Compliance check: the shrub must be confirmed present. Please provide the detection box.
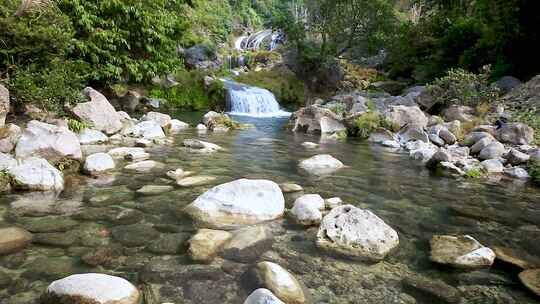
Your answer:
[464,168,484,179]
[67,118,92,133]
[353,111,394,139]
[530,161,540,185]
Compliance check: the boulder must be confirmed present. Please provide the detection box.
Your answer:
[437,162,465,176]
[480,159,504,173]
[528,149,540,162]
[289,106,344,134]
[125,121,165,139]
[504,167,530,179]
[141,112,172,128]
[221,225,274,263]
[0,84,8,127]
[478,141,506,160]
[72,87,123,134]
[84,153,115,176]
[15,120,82,161]
[442,105,475,123]
[244,289,285,304]
[251,262,305,304]
[368,129,396,144]
[0,123,21,153]
[0,227,32,255]
[120,90,141,113]
[519,269,540,297]
[429,134,445,147]
[184,179,285,230]
[430,235,495,269]
[496,123,534,145]
[493,76,521,94]
[8,157,64,191]
[470,137,493,154]
[185,44,218,70]
[43,273,139,304]
[78,129,108,145]
[134,138,152,148]
[462,132,493,147]
[290,194,325,226]
[384,105,428,129]
[316,205,399,261]
[493,247,540,269]
[167,119,189,134]
[183,139,223,153]
[439,129,457,145]
[504,148,530,165]
[188,229,232,263]
[0,152,16,171]
[298,154,344,175]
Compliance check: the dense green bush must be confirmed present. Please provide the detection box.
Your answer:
[530,161,540,185]
[353,111,395,139]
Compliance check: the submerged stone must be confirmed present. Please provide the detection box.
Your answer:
[430,235,495,269]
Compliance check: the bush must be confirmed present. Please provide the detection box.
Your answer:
[67,118,92,133]
[530,161,540,185]
[353,111,394,139]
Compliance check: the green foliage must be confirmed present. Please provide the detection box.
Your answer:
[464,168,484,179]
[149,70,225,111]
[328,104,346,116]
[234,68,305,105]
[67,118,92,133]
[529,161,540,185]
[353,111,394,139]
[427,66,500,107]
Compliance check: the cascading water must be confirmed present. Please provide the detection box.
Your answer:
[223,80,290,117]
[235,30,283,51]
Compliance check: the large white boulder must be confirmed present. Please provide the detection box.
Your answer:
[244,289,285,304]
[141,112,172,128]
[15,120,82,161]
[125,121,165,139]
[496,122,534,145]
[84,153,115,176]
[8,157,64,191]
[184,179,285,230]
[298,154,344,175]
[72,87,123,134]
[0,152,17,170]
[316,205,399,261]
[78,129,108,145]
[430,235,495,269]
[44,273,139,304]
[289,106,344,134]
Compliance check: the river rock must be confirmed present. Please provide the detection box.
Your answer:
[72,87,123,134]
[496,122,534,145]
[478,141,506,160]
[384,105,428,128]
[188,229,232,263]
[442,105,475,123]
[0,124,21,153]
[398,125,429,143]
[134,138,152,148]
[504,167,530,179]
[146,233,190,254]
[463,132,493,147]
[196,124,207,131]
[0,84,8,127]
[290,194,325,226]
[136,185,174,195]
[125,121,165,139]
[167,119,189,134]
[251,262,305,304]
[15,120,82,161]
[244,288,285,304]
[316,205,399,261]
[184,179,285,229]
[177,175,216,187]
[504,148,530,165]
[279,183,303,193]
[107,147,145,159]
[519,269,540,297]
[429,134,445,147]
[289,106,344,134]
[78,129,108,145]
[166,168,185,180]
[111,224,160,247]
[22,257,80,281]
[470,136,493,154]
[298,154,344,175]
[221,226,274,263]
[84,153,115,176]
[43,273,139,304]
[403,274,462,304]
[8,157,64,191]
[320,116,346,134]
[368,129,396,143]
[493,246,540,269]
[183,139,223,153]
[325,197,343,209]
[494,76,521,93]
[141,111,171,128]
[124,160,165,172]
[0,227,32,255]
[439,129,457,145]
[430,235,495,268]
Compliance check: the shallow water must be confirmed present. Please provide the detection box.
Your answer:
[1,114,539,304]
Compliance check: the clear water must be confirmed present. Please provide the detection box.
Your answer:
[1,114,539,304]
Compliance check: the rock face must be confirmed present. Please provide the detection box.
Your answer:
[496,123,534,145]
[519,269,540,297]
[15,120,82,161]
[78,129,108,145]
[298,154,344,175]
[188,229,232,263]
[289,106,345,134]
[0,84,8,127]
[184,179,285,230]
[290,194,325,226]
[252,262,305,304]
[0,123,21,153]
[244,288,285,304]
[141,112,172,128]
[0,227,32,255]
[43,273,139,304]
[84,153,115,176]
[384,105,428,128]
[72,87,123,134]
[8,157,64,191]
[430,235,495,269]
[316,205,399,261]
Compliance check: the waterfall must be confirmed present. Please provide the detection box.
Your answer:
[235,30,283,52]
[223,80,290,117]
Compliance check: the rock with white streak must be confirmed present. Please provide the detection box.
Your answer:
[72,87,123,134]
[430,235,495,269]
[504,167,530,179]
[183,139,223,153]
[84,153,115,176]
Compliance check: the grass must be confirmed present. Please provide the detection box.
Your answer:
[67,118,92,134]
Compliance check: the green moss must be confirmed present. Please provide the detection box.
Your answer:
[464,168,484,179]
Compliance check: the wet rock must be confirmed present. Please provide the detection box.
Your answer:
[301,142,318,149]
[134,138,153,148]
[381,140,401,148]
[140,259,224,284]
[470,137,493,154]
[439,129,457,145]
[196,124,207,131]
[141,111,171,128]
[107,147,145,159]
[84,153,115,176]
[325,197,343,209]
[167,119,190,134]
[10,193,82,217]
[504,167,530,179]
[136,185,174,195]
[177,175,216,187]
[108,208,144,225]
[124,160,165,173]
[504,148,530,165]
[290,194,325,226]
[437,162,465,177]
[316,205,399,261]
[478,141,505,160]
[463,132,493,147]
[0,227,32,255]
[22,257,80,281]
[221,226,274,263]
[72,87,123,134]
[81,246,121,266]
[111,224,160,247]
[183,139,223,153]
[368,129,396,144]
[0,84,8,127]
[125,121,166,139]
[289,106,344,134]
[430,235,495,268]
[78,129,108,145]
[496,122,534,145]
[188,229,232,263]
[442,105,475,123]
[147,233,190,255]
[519,269,540,297]
[493,246,540,269]
[33,232,77,248]
[298,154,344,175]
[21,216,78,233]
[398,125,429,143]
[480,159,504,173]
[429,133,445,147]
[15,120,82,161]
[244,288,285,304]
[403,274,462,304]
[124,149,150,162]
[279,183,303,193]
[184,179,285,230]
[384,105,428,128]
[250,261,305,304]
[456,270,515,286]
[426,150,452,169]
[42,273,139,304]
[0,123,21,153]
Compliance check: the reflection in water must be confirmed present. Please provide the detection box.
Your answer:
[1,113,539,303]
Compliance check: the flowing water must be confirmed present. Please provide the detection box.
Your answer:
[224,80,291,117]
[1,114,540,304]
